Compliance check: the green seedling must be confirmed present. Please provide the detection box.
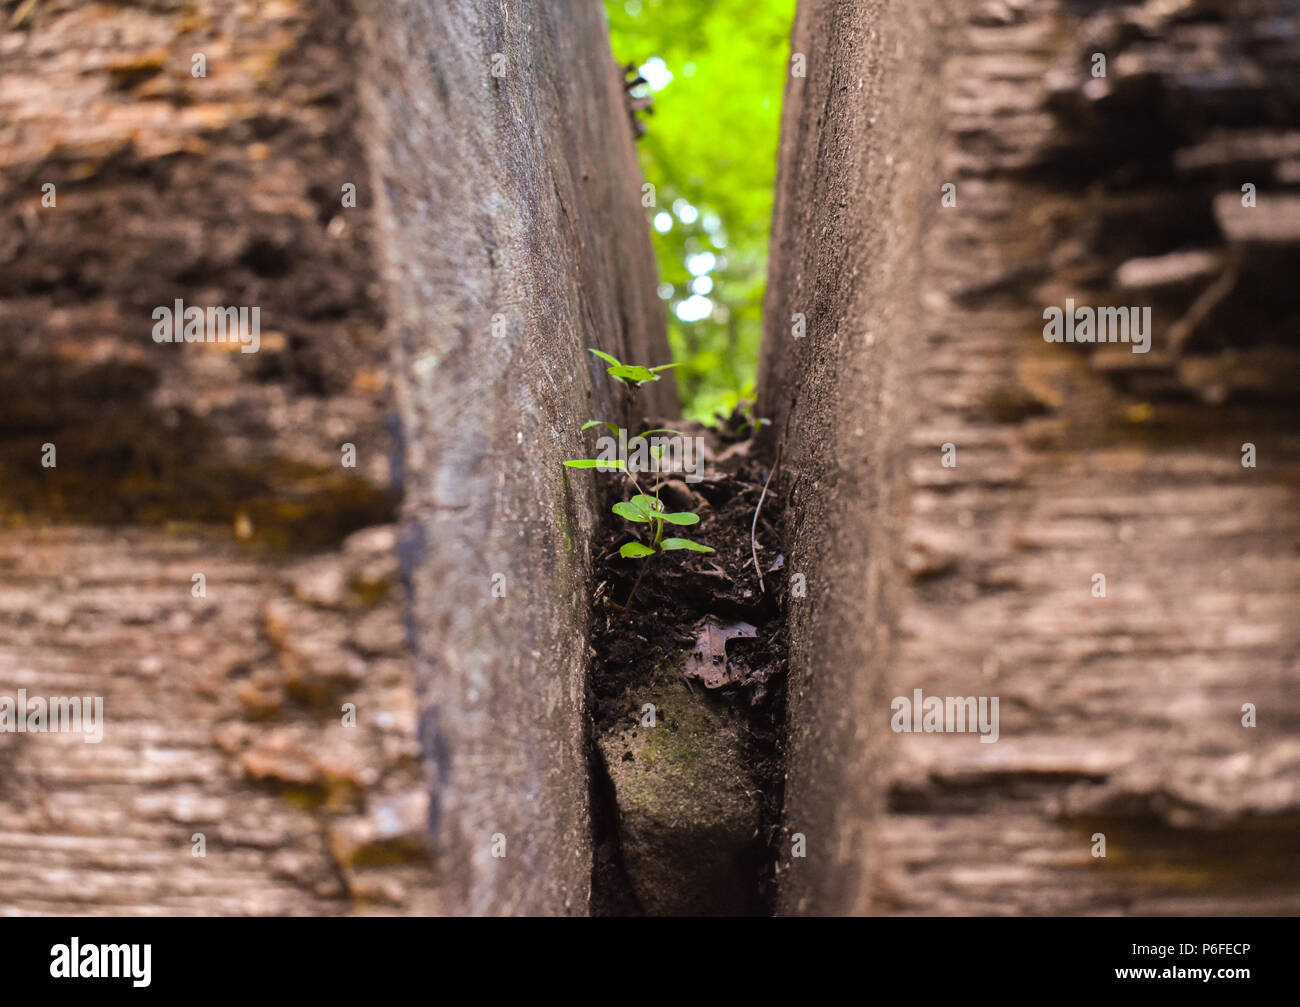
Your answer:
[563,348,710,609]
[708,380,770,436]
[588,348,681,388]
[733,384,772,437]
[613,493,713,609]
[612,493,713,557]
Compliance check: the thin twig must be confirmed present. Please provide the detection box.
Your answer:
[1167,257,1239,356]
[751,444,782,594]
[622,559,649,611]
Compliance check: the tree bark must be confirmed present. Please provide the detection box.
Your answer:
[764,0,1300,915]
[0,0,430,915]
[359,0,673,915]
[758,0,942,915]
[0,0,668,916]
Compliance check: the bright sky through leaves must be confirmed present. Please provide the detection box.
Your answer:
[606,0,795,423]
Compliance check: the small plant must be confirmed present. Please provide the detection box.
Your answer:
[708,381,747,421]
[612,492,713,609]
[587,347,680,388]
[712,381,770,436]
[563,349,712,609]
[612,494,713,558]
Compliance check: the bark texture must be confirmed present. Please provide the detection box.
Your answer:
[758,0,942,915]
[0,0,431,915]
[765,0,1300,915]
[1,0,668,916]
[361,0,674,914]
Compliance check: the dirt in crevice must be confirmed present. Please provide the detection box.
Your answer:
[585,416,790,916]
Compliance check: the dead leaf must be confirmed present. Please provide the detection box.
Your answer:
[683,616,757,689]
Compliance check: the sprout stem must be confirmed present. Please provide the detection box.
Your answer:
[623,554,650,611]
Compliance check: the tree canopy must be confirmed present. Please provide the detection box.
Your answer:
[606,0,794,422]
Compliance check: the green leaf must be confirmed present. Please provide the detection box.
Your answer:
[588,348,621,366]
[649,363,683,373]
[563,458,626,470]
[581,419,621,435]
[608,364,658,385]
[612,501,651,523]
[659,511,700,526]
[629,494,662,513]
[620,542,657,559]
[661,538,714,552]
[636,428,685,437]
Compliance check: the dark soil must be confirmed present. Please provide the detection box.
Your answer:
[586,418,790,916]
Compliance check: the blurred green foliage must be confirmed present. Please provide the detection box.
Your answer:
[605,0,794,423]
